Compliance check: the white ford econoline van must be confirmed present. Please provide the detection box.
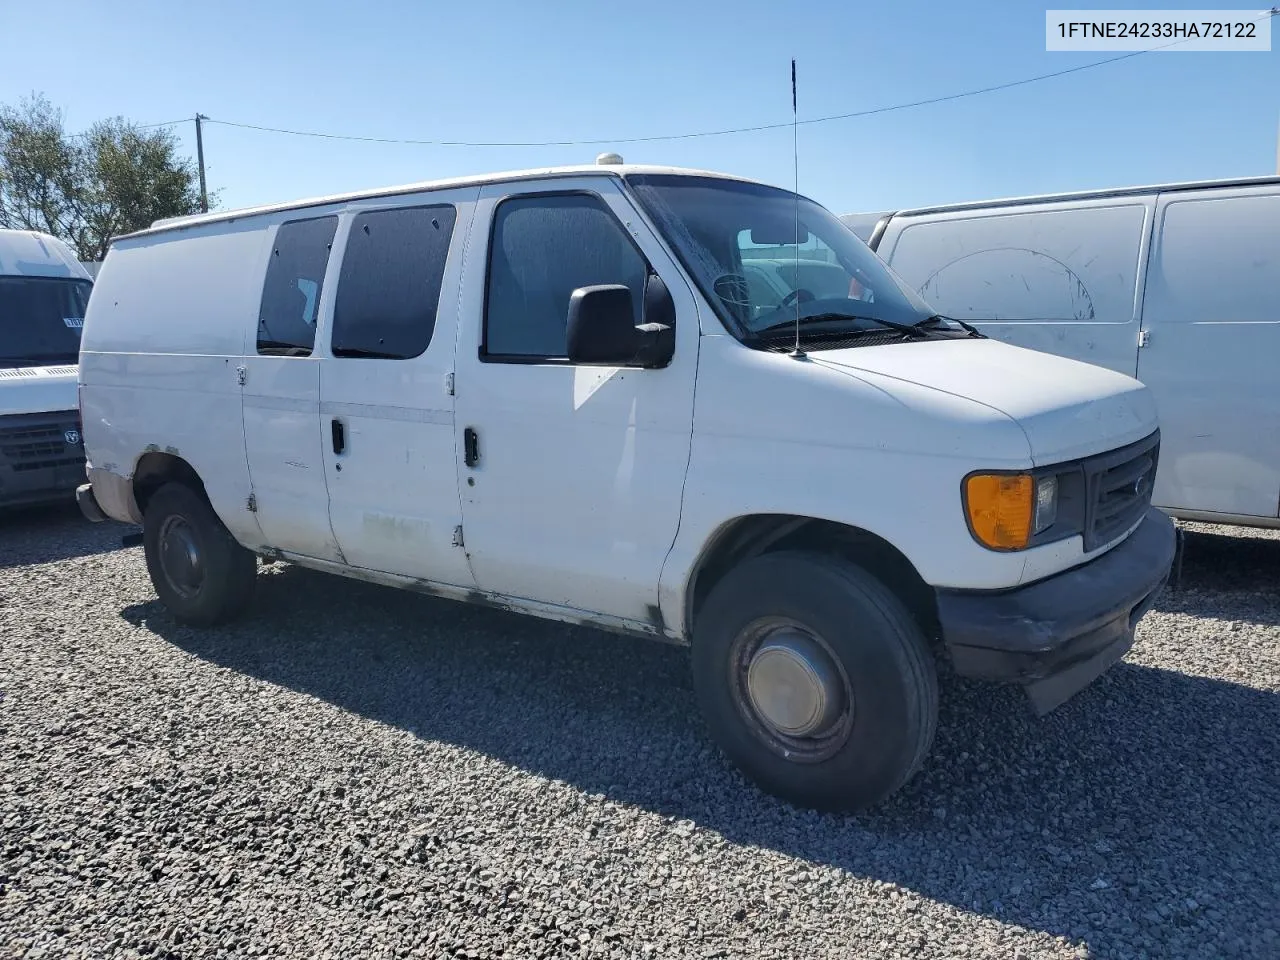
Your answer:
[76,161,1175,811]
[846,175,1280,531]
[0,229,92,508]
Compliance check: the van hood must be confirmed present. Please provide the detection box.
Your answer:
[0,364,79,417]
[810,338,1156,464]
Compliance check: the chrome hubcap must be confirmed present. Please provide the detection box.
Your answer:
[731,619,855,763]
[746,630,844,737]
[158,516,203,599]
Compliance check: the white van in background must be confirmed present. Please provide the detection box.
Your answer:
[847,176,1280,529]
[76,161,1175,811]
[0,229,93,509]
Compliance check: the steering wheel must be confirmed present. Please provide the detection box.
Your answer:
[780,288,816,308]
[713,273,752,310]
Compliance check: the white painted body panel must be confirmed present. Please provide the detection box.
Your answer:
[872,180,1280,523]
[1134,186,1280,518]
[453,178,698,626]
[877,199,1152,380]
[809,338,1156,465]
[654,334,1153,629]
[79,163,1163,644]
[234,219,343,562]
[79,227,263,546]
[318,188,479,589]
[242,353,338,560]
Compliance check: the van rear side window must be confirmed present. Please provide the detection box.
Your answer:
[258,216,338,357]
[331,205,457,361]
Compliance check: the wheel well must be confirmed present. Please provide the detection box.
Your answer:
[132,452,206,516]
[686,515,939,644]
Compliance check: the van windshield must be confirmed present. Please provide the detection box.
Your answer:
[626,174,946,344]
[0,276,91,368]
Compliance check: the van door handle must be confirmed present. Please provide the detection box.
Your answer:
[331,418,346,455]
[464,427,479,467]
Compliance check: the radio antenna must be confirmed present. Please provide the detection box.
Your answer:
[789,58,805,359]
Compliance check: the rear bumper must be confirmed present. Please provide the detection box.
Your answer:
[0,410,84,508]
[76,483,107,523]
[936,508,1176,714]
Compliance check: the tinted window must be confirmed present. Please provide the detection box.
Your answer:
[332,205,457,360]
[1146,194,1280,325]
[0,277,91,367]
[886,205,1147,324]
[258,216,338,356]
[485,194,647,358]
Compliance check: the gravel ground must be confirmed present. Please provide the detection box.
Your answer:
[1,505,1277,960]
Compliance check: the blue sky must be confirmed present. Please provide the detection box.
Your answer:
[2,1,1276,216]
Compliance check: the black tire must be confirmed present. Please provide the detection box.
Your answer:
[142,482,257,626]
[692,551,938,813]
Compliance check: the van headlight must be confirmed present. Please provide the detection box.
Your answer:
[963,471,1077,551]
[1033,475,1057,534]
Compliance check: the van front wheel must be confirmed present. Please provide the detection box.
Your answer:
[692,551,938,813]
[142,482,257,626]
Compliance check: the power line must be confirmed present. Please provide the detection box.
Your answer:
[65,118,191,140]
[199,31,1241,150]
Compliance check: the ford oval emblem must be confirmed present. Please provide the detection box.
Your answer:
[64,429,80,445]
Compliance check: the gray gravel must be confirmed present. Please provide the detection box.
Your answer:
[1,505,1277,959]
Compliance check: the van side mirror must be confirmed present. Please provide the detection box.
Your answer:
[565,278,674,369]
[637,274,675,369]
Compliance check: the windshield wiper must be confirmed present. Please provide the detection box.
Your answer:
[915,314,985,337]
[752,312,930,339]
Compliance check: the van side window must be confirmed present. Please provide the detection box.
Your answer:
[331,205,457,360]
[484,193,648,360]
[257,216,338,357]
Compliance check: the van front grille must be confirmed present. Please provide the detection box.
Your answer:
[1082,431,1159,551]
[0,412,84,473]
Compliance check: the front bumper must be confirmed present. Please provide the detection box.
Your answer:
[936,508,1176,714]
[0,410,85,509]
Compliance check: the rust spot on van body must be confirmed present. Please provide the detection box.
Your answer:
[645,603,666,633]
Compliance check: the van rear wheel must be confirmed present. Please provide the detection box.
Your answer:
[692,551,938,813]
[142,482,257,625]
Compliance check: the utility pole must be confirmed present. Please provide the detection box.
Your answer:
[195,113,209,213]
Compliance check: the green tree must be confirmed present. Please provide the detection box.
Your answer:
[0,94,209,261]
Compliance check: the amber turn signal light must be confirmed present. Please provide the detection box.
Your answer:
[964,474,1033,550]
